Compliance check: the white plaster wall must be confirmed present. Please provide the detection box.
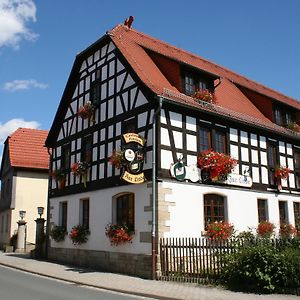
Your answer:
[50,184,152,254]
[13,171,49,244]
[160,180,300,238]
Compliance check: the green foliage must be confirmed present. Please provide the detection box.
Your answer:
[50,225,67,242]
[221,242,300,294]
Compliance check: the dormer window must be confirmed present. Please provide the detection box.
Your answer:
[273,105,294,126]
[183,71,212,96]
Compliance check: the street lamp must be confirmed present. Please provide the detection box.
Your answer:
[37,207,44,219]
[19,210,26,220]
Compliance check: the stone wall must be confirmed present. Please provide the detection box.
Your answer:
[48,247,152,279]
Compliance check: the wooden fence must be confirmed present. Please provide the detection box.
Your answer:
[158,237,241,283]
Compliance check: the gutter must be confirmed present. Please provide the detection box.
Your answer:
[151,96,163,280]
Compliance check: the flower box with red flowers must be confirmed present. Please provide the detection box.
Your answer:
[105,223,133,246]
[286,122,300,133]
[274,166,291,180]
[279,223,297,238]
[108,150,124,169]
[78,101,95,120]
[256,221,275,238]
[197,149,237,182]
[69,225,90,245]
[193,89,216,104]
[206,221,234,240]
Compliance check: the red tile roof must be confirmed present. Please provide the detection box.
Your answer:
[107,24,300,138]
[8,128,49,170]
[108,24,300,109]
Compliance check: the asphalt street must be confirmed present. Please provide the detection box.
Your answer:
[0,266,155,300]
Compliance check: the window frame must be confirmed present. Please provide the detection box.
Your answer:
[267,141,278,186]
[182,70,213,96]
[80,198,90,229]
[113,193,135,231]
[203,194,226,230]
[89,80,101,107]
[122,117,137,134]
[199,125,227,154]
[59,201,68,229]
[257,199,268,223]
[61,143,71,171]
[278,201,288,225]
[81,135,93,164]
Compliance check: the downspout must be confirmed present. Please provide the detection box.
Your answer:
[152,96,163,280]
[45,147,52,259]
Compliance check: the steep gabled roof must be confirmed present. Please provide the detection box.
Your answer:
[46,23,300,147]
[4,128,49,170]
[108,24,300,109]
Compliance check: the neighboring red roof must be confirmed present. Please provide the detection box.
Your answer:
[108,24,300,109]
[8,128,49,170]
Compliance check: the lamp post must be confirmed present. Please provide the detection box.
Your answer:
[35,206,45,259]
[16,210,27,253]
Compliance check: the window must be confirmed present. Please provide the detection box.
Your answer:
[199,128,211,152]
[257,199,268,222]
[267,141,278,185]
[278,201,288,225]
[204,194,225,229]
[61,144,70,170]
[80,199,89,229]
[59,202,68,229]
[82,136,93,163]
[90,81,101,106]
[122,118,136,134]
[183,72,211,96]
[294,202,300,228]
[214,131,226,153]
[294,149,300,189]
[115,193,135,231]
[273,105,294,126]
[199,127,226,153]
[184,74,194,95]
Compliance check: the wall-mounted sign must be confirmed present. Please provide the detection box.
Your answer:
[170,159,252,187]
[121,133,146,184]
[170,160,201,183]
[224,173,253,188]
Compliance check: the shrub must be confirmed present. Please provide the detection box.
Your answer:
[69,225,90,245]
[221,242,300,294]
[50,225,67,242]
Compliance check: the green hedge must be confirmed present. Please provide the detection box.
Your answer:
[221,240,300,294]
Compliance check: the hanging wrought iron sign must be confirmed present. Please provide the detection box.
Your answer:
[121,133,146,184]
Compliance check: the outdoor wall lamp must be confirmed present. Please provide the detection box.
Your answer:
[37,207,44,218]
[19,210,26,220]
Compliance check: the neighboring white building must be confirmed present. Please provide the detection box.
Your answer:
[0,128,49,249]
[45,22,300,279]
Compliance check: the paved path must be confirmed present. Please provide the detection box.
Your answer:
[0,252,297,300]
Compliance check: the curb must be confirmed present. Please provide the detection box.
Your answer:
[0,261,180,300]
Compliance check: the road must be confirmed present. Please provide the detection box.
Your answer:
[0,266,155,300]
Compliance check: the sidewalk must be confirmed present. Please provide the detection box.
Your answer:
[0,251,297,300]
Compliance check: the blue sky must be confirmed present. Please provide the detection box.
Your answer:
[0,0,300,158]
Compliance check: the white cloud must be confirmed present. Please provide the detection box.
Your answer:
[3,79,48,91]
[0,118,40,144]
[0,0,38,49]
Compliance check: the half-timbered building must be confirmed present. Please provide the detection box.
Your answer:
[45,22,300,278]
